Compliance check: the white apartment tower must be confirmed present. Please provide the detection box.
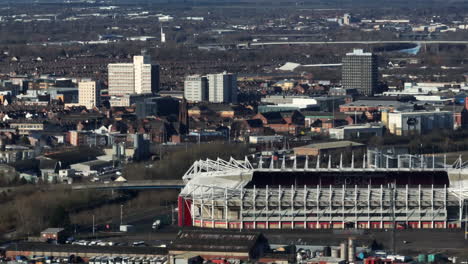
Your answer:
[78,81,100,109]
[343,13,351,25]
[207,72,237,104]
[161,27,166,43]
[184,75,208,102]
[108,54,160,96]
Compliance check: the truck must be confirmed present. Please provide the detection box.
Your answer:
[119,225,134,232]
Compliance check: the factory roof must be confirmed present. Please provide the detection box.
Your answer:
[168,230,264,253]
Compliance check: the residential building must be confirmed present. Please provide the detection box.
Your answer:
[207,72,238,104]
[10,122,45,135]
[78,81,100,109]
[68,131,107,146]
[302,111,350,130]
[342,49,378,96]
[184,75,208,102]
[108,54,159,96]
[253,111,304,134]
[387,110,453,135]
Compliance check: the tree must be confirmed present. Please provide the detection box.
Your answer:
[49,206,71,229]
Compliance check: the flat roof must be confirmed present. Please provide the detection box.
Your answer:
[294,141,364,150]
[73,160,112,167]
[342,100,406,107]
[41,228,65,233]
[168,230,263,253]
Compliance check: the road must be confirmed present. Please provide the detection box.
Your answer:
[246,40,468,46]
[77,207,468,258]
[83,226,468,258]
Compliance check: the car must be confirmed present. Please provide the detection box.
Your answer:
[132,241,145,247]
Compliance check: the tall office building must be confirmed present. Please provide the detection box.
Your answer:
[108,54,159,96]
[207,72,238,104]
[342,49,378,96]
[78,81,100,109]
[184,75,208,102]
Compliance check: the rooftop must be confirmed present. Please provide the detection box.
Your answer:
[41,227,64,233]
[73,159,111,167]
[346,49,373,56]
[168,230,264,253]
[7,242,167,255]
[294,141,364,150]
[342,100,408,108]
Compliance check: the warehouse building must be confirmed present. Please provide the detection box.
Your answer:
[168,230,269,263]
[329,123,384,140]
[387,110,453,135]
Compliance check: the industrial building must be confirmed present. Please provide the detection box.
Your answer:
[70,160,113,175]
[178,155,468,230]
[168,230,269,263]
[329,123,384,140]
[387,110,453,135]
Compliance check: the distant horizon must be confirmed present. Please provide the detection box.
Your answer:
[0,0,467,7]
